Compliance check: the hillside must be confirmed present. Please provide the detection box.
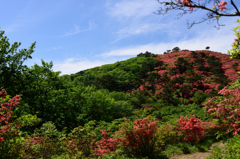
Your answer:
[3,45,240,158]
[71,50,240,106]
[134,50,240,105]
[69,51,160,92]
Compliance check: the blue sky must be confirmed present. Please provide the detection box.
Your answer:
[1,0,239,75]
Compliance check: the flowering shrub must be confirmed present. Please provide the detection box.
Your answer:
[61,125,95,158]
[0,89,22,158]
[134,50,239,106]
[21,135,57,158]
[176,114,204,144]
[91,128,121,157]
[204,86,240,136]
[116,117,159,158]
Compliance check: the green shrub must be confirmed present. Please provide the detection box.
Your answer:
[112,100,133,119]
[208,134,240,159]
[155,124,179,151]
[34,121,63,140]
[109,91,130,101]
[192,91,208,105]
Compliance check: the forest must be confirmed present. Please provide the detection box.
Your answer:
[1,28,240,158]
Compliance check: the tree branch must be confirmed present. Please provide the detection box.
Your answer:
[156,0,240,28]
[231,0,240,14]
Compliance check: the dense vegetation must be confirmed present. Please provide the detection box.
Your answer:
[1,29,240,158]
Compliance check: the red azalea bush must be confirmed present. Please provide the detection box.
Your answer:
[91,128,121,157]
[135,50,240,101]
[63,126,95,157]
[20,135,57,158]
[204,86,240,136]
[116,117,159,158]
[176,114,204,144]
[0,89,20,142]
[0,89,22,158]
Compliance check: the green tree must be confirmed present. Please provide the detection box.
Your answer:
[172,46,181,52]
[228,19,240,59]
[94,74,119,91]
[14,60,66,121]
[0,30,36,96]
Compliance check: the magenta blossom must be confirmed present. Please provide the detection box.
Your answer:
[218,0,227,11]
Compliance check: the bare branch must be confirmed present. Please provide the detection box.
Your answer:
[231,0,240,14]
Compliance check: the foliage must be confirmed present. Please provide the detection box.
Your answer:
[108,91,130,101]
[129,91,148,109]
[13,114,42,136]
[192,91,208,105]
[154,103,206,123]
[176,114,204,144]
[20,135,59,158]
[228,19,240,60]
[208,134,240,159]
[34,121,63,140]
[91,128,121,157]
[0,30,36,96]
[172,46,181,52]
[79,89,115,123]
[137,51,155,57]
[12,60,69,128]
[70,53,160,92]
[204,86,240,136]
[2,27,240,158]
[135,50,237,106]
[61,125,96,158]
[112,100,133,119]
[0,89,22,158]
[116,117,159,158]
[155,124,179,151]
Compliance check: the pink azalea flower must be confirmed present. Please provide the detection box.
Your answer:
[181,0,188,6]
[218,0,227,11]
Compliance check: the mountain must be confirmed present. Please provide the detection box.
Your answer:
[133,50,240,106]
[70,50,240,106]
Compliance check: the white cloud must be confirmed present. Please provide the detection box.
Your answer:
[52,58,114,75]
[106,0,159,19]
[101,32,235,56]
[47,46,63,51]
[115,23,166,41]
[60,22,97,37]
[104,16,238,56]
[3,23,22,34]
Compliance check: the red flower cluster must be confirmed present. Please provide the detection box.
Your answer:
[135,50,240,102]
[91,117,159,157]
[21,135,54,158]
[118,117,158,157]
[204,87,240,135]
[0,89,21,143]
[177,114,204,144]
[91,128,120,157]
